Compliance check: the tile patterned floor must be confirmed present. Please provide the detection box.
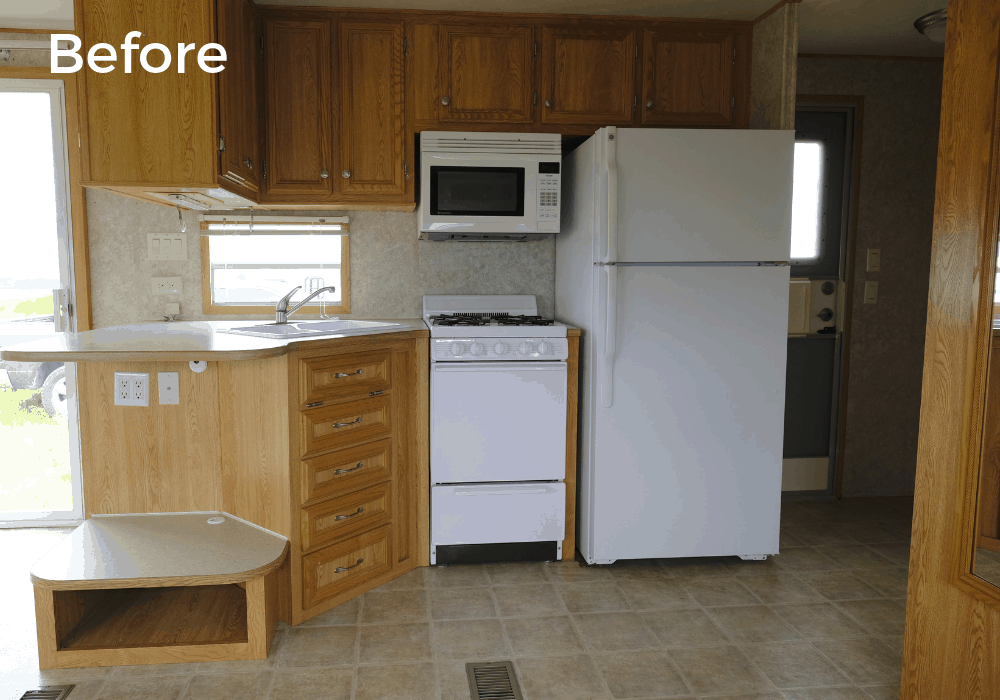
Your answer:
[0,497,914,700]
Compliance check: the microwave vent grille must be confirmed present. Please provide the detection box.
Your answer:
[421,135,561,156]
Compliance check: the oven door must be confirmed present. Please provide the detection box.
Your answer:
[431,361,567,483]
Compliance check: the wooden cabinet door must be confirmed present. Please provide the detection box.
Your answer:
[438,24,534,123]
[217,0,259,191]
[339,20,407,197]
[540,26,636,125]
[263,19,334,198]
[641,29,734,127]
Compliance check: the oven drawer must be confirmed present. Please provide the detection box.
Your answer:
[301,439,392,504]
[300,351,392,406]
[431,483,565,545]
[301,395,392,456]
[301,525,392,609]
[431,362,567,483]
[300,482,392,552]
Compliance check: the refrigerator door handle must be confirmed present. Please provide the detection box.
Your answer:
[602,126,618,264]
[601,264,618,408]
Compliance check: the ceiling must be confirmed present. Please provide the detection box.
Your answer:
[0,0,947,58]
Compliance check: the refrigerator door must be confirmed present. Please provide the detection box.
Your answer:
[583,264,788,563]
[600,128,794,263]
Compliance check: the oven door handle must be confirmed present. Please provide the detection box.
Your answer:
[432,363,567,372]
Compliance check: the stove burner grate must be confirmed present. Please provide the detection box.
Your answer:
[430,313,555,327]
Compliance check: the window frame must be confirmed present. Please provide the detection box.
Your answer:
[200,234,351,316]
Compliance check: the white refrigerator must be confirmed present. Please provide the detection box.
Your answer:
[555,126,794,565]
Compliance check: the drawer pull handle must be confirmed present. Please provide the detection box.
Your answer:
[369,390,384,397]
[334,558,364,573]
[335,506,365,521]
[332,417,363,428]
[333,369,364,378]
[306,401,324,408]
[334,462,364,475]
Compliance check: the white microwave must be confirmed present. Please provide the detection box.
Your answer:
[418,131,561,241]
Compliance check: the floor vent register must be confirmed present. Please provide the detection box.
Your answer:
[466,661,524,700]
[19,688,75,700]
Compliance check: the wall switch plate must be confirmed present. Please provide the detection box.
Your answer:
[114,372,149,406]
[152,277,182,295]
[866,248,881,272]
[864,280,879,304]
[157,372,180,405]
[147,234,187,261]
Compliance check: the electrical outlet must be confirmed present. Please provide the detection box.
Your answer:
[866,248,881,272]
[158,372,180,405]
[864,280,879,304]
[114,372,149,406]
[152,277,182,295]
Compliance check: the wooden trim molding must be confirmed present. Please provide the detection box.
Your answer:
[0,65,93,331]
[199,236,351,316]
[753,0,803,27]
[798,53,944,62]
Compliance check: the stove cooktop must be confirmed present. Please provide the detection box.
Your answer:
[423,294,568,339]
[429,314,556,327]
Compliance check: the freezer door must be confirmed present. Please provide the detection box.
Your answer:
[608,128,794,263]
[585,264,788,563]
[431,362,567,484]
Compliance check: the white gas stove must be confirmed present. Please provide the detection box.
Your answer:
[423,295,569,362]
[424,295,567,565]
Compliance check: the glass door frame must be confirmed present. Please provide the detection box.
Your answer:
[0,77,84,527]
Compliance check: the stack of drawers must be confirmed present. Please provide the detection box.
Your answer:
[295,350,400,611]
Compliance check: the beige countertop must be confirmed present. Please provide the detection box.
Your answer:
[31,512,288,588]
[0,319,428,362]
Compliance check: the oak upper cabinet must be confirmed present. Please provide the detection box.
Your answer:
[339,20,408,197]
[217,0,260,193]
[437,23,535,124]
[540,26,637,125]
[77,0,218,186]
[641,28,735,127]
[263,19,334,199]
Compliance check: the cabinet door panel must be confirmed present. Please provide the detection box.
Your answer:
[217,0,259,190]
[541,27,635,125]
[339,21,406,196]
[264,19,333,197]
[642,29,734,127]
[301,395,392,456]
[440,24,534,123]
[300,482,392,551]
[301,439,393,505]
[300,351,392,406]
[301,525,392,608]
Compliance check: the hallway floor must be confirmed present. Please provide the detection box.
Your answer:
[0,497,913,700]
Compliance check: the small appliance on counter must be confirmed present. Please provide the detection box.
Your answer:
[425,295,568,564]
[557,126,795,565]
[418,132,561,241]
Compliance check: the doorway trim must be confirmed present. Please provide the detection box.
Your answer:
[794,95,864,499]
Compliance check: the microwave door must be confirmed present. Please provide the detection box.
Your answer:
[430,166,525,217]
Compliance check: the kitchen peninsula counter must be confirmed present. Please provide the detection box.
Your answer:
[0,319,428,362]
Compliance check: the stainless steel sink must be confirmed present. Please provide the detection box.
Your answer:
[222,320,401,339]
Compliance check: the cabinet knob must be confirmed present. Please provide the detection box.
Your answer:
[244,158,253,169]
[342,169,351,179]
[545,99,553,108]
[646,99,654,109]
[320,170,329,179]
[441,96,451,106]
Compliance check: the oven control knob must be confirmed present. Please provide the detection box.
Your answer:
[470,342,485,356]
[450,342,464,356]
[493,342,509,355]
[538,341,552,355]
[518,341,534,355]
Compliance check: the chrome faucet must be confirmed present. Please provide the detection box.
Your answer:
[275,285,337,323]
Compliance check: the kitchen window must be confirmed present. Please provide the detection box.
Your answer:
[200,216,350,315]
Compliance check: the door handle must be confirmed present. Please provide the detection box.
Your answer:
[603,128,618,263]
[331,417,363,428]
[333,369,364,378]
[601,265,618,408]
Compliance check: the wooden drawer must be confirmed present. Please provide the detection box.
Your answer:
[300,351,392,406]
[301,395,391,456]
[300,482,391,551]
[301,525,392,608]
[301,439,392,504]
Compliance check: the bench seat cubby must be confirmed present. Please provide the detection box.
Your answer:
[31,512,288,669]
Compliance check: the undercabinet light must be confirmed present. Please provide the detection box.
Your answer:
[200,215,350,234]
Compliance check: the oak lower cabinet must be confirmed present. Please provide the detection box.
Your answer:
[641,28,736,127]
[74,331,429,627]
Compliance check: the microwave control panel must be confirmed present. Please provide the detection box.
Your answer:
[538,161,561,222]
